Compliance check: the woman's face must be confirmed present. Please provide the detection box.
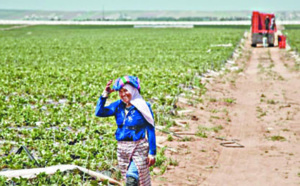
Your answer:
[119,88,132,104]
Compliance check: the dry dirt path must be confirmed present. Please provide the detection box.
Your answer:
[152,35,300,186]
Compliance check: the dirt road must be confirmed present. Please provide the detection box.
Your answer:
[152,34,300,186]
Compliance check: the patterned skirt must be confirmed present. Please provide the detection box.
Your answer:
[117,138,151,186]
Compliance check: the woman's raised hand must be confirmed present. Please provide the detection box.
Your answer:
[102,79,114,98]
[105,79,114,94]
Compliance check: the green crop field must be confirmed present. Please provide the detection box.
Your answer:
[0,25,247,184]
[0,25,19,29]
[285,25,300,52]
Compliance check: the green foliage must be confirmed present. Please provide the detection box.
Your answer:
[0,25,19,29]
[196,125,223,138]
[211,125,224,133]
[284,25,300,71]
[209,97,217,102]
[0,176,7,185]
[196,126,208,138]
[256,106,267,118]
[167,134,173,141]
[223,98,236,104]
[210,109,219,113]
[0,25,245,183]
[168,158,179,166]
[267,99,276,104]
[180,136,194,141]
[154,147,167,167]
[270,135,286,141]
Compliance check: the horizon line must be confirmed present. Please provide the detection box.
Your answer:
[1,8,299,12]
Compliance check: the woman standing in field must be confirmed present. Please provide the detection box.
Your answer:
[95,76,156,186]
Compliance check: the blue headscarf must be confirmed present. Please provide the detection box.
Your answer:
[113,75,140,92]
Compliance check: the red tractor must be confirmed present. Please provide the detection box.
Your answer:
[251,11,277,47]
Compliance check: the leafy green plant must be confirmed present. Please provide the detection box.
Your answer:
[256,106,267,118]
[209,97,217,102]
[167,134,173,141]
[270,135,286,141]
[210,115,221,120]
[267,99,276,104]
[211,125,224,133]
[154,147,167,167]
[223,98,236,104]
[168,158,178,166]
[210,109,219,113]
[196,126,208,138]
[180,136,194,141]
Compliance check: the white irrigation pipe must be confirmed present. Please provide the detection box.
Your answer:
[0,141,17,145]
[0,165,122,185]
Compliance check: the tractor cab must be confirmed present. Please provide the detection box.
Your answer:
[251,11,277,47]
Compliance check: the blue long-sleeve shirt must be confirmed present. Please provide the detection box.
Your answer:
[95,96,156,155]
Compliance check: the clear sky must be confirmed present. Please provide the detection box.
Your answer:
[0,0,299,11]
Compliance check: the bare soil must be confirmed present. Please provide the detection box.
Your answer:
[152,33,300,186]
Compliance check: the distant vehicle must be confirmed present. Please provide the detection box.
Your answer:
[251,11,277,47]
